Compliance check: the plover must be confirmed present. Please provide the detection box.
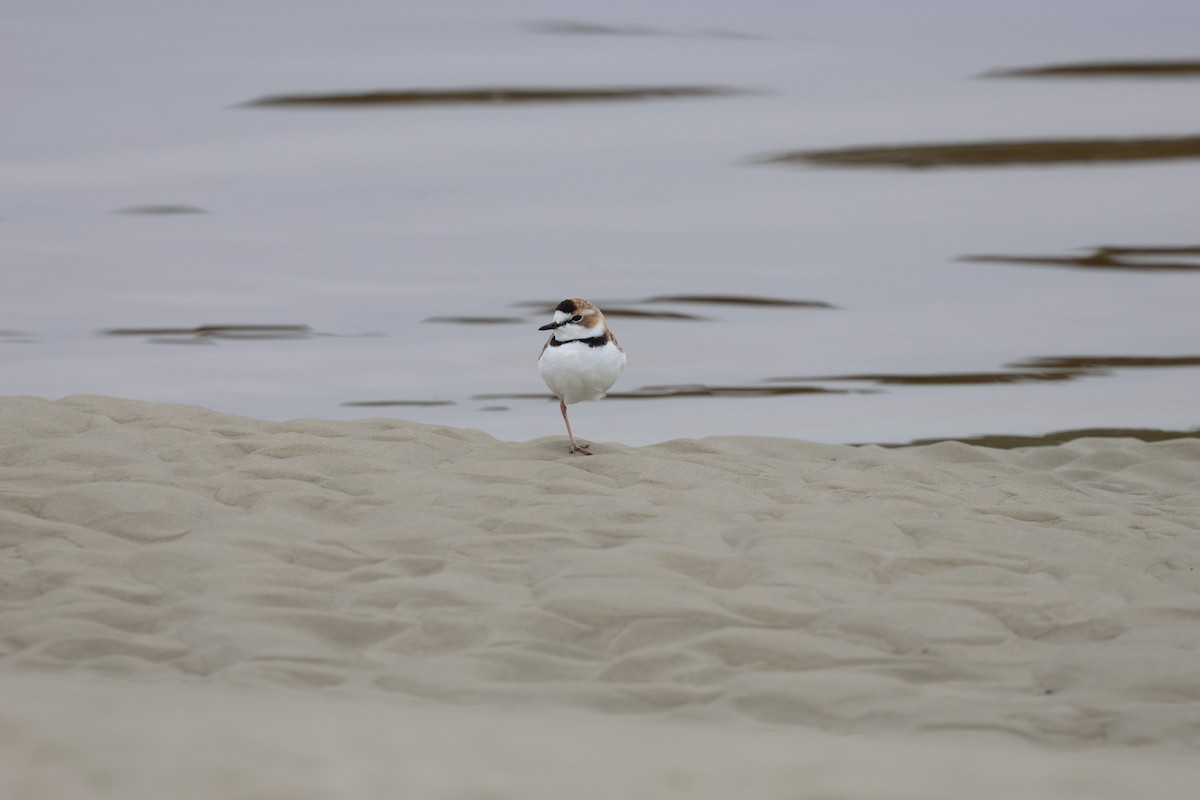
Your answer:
[538,298,626,455]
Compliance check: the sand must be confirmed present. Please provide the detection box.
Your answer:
[2,394,1199,798]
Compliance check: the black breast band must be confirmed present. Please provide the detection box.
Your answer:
[550,335,608,348]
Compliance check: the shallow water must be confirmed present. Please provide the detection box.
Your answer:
[4,0,1199,445]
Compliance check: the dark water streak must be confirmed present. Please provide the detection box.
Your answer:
[1012,355,1200,370]
[475,383,861,401]
[527,19,764,40]
[764,135,1200,169]
[103,325,315,340]
[961,245,1200,272]
[240,86,748,108]
[880,427,1200,449]
[424,316,527,325]
[777,371,1092,386]
[113,205,208,215]
[341,400,456,408]
[643,295,836,308]
[984,60,1200,79]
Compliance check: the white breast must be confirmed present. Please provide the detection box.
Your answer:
[539,340,626,405]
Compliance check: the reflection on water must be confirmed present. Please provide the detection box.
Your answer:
[240,86,747,108]
[764,135,1200,169]
[961,246,1200,272]
[983,60,1200,79]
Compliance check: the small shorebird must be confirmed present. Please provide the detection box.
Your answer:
[538,298,626,455]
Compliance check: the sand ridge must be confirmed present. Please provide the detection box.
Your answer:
[2,394,1199,796]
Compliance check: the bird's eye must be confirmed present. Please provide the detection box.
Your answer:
[571,315,583,322]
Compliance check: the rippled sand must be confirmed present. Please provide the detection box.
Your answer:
[2,395,1199,797]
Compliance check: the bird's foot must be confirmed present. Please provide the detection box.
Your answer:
[570,442,592,455]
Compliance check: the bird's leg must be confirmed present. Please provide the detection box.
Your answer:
[560,400,591,455]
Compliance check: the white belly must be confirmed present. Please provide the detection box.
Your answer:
[539,340,626,405]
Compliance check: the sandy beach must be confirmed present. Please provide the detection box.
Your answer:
[2,394,1199,798]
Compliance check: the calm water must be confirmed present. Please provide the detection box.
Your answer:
[5,0,1199,445]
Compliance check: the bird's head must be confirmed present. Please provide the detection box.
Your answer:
[538,298,606,340]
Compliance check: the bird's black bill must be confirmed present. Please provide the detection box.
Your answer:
[538,321,562,331]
